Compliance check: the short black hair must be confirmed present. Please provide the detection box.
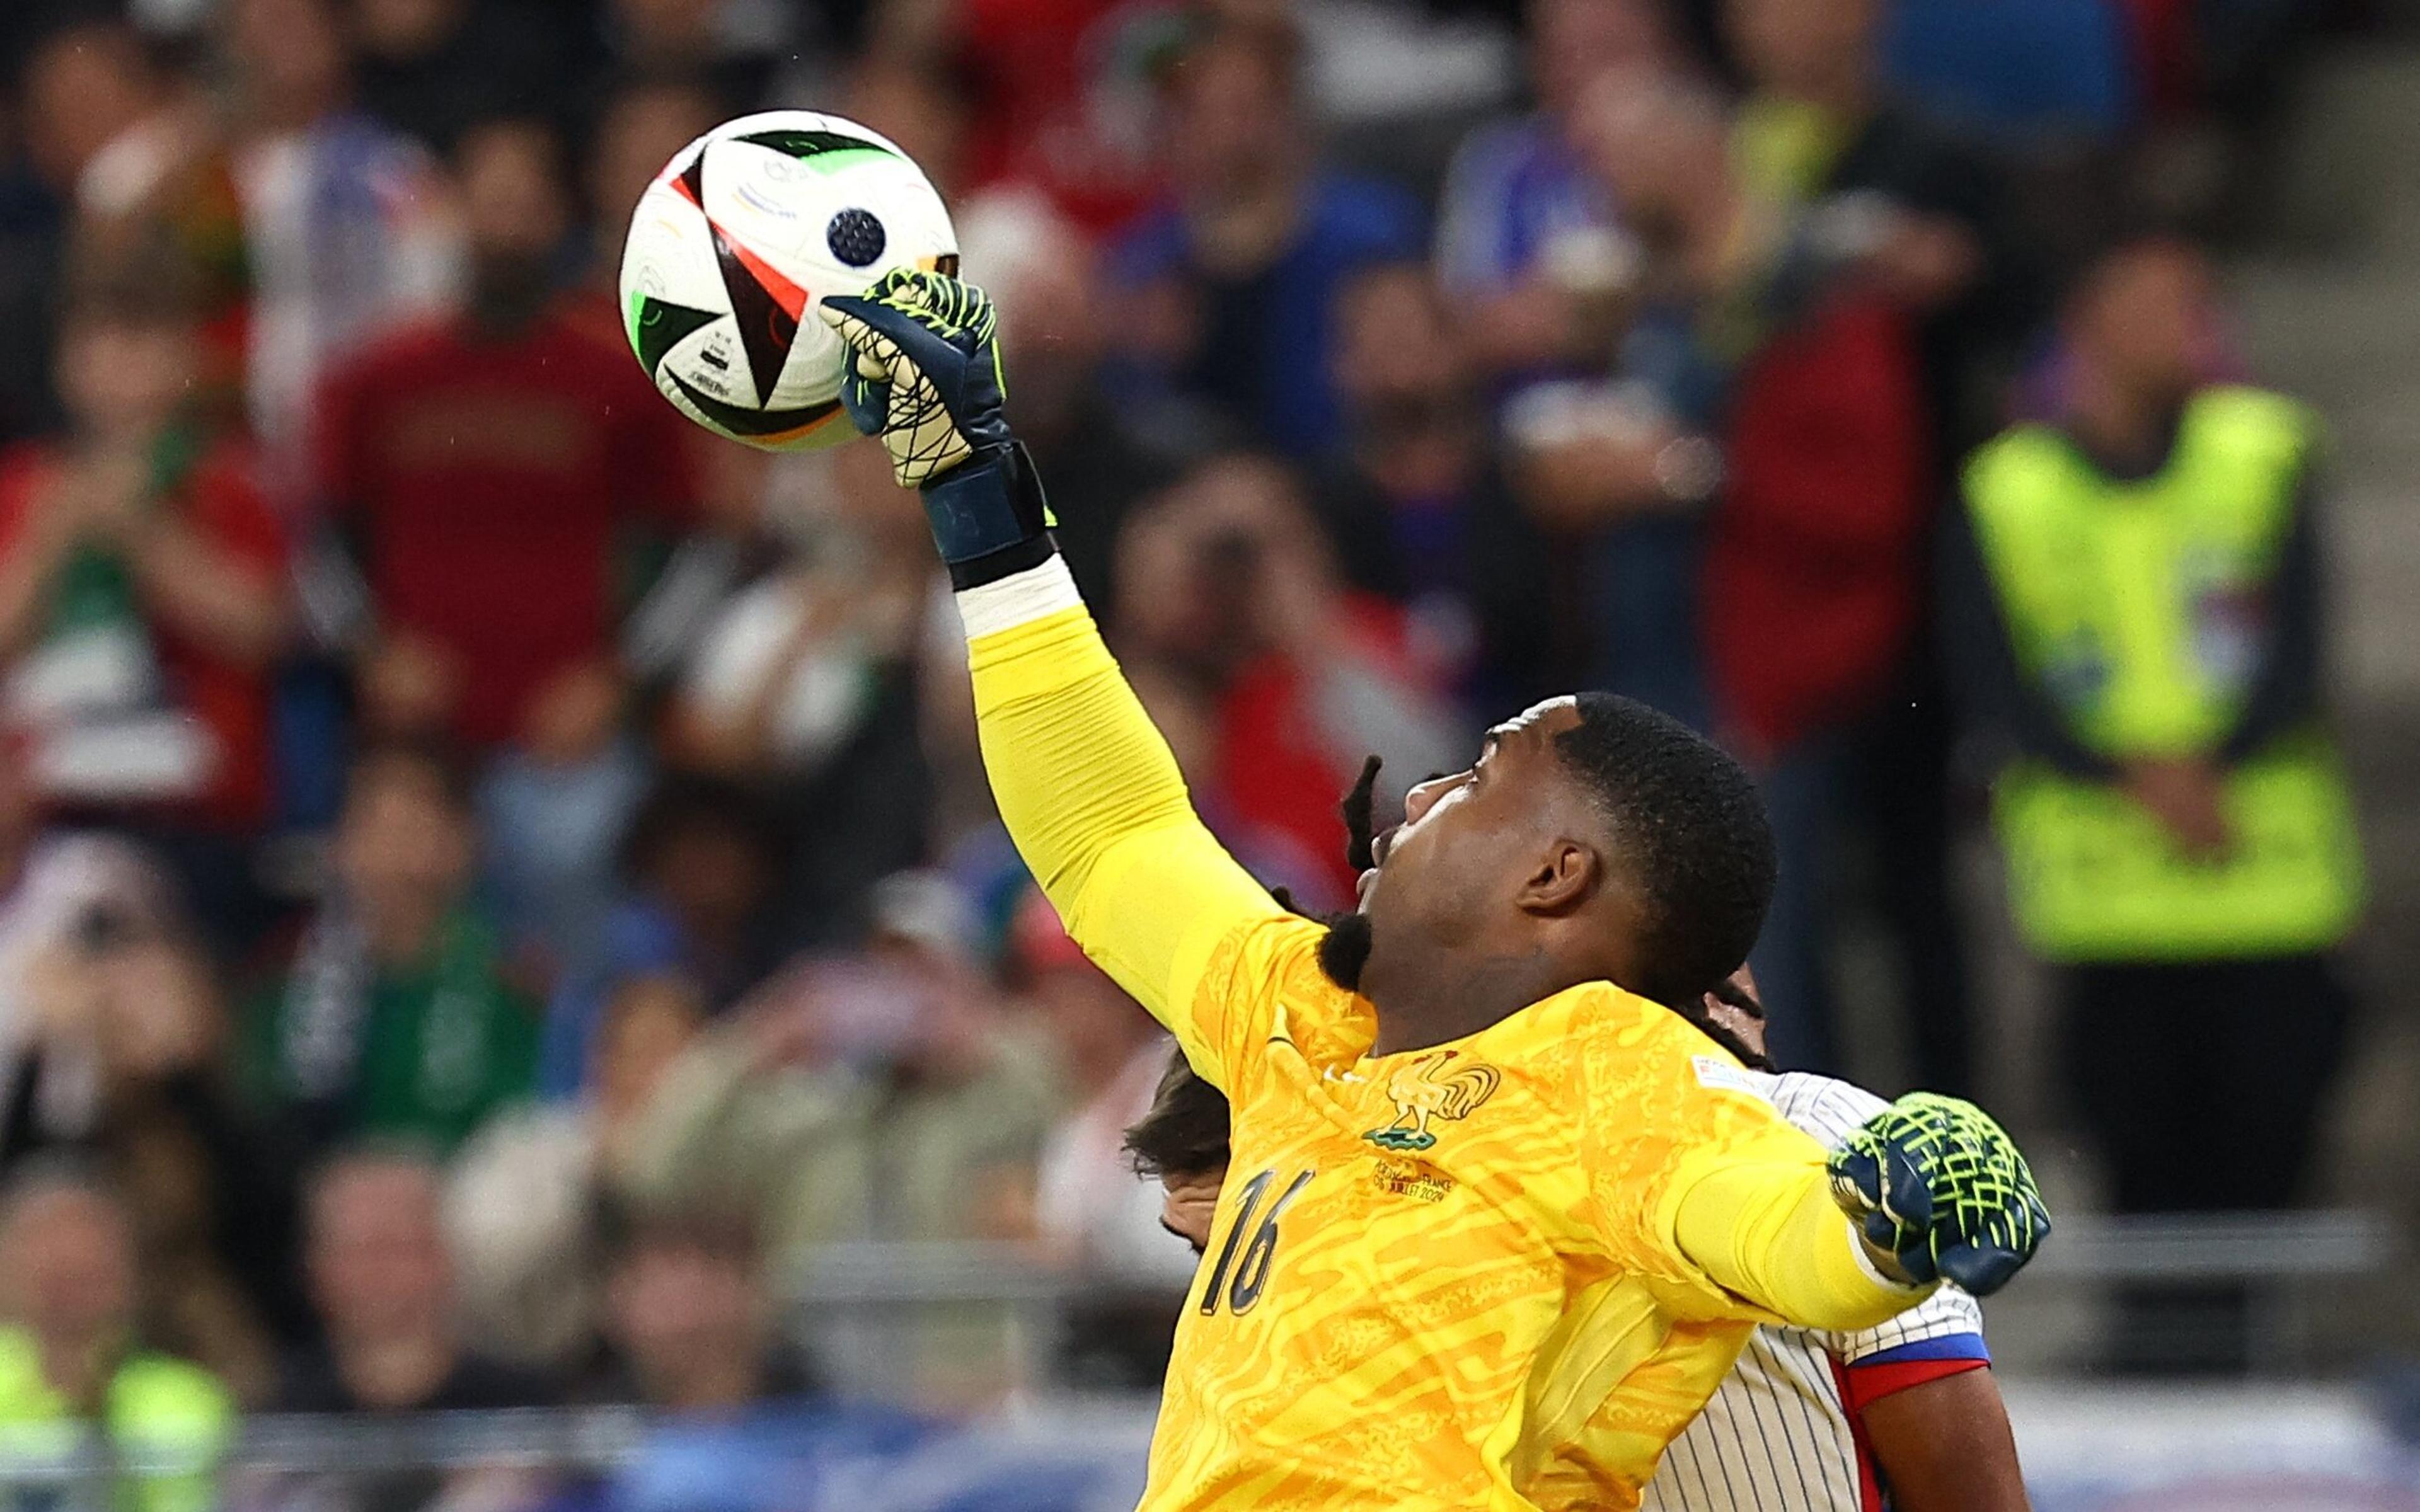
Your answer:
[1553,693,1776,1011]
[1124,1048,1231,1183]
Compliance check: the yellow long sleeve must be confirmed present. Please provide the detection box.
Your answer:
[1669,1155,1925,1332]
[965,591,1291,1087]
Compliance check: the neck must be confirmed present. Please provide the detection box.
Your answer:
[334,1329,455,1410]
[1361,433,1473,500]
[1367,948,1580,1058]
[651,1353,760,1413]
[1785,66,1870,123]
[2066,373,2182,473]
[359,899,447,968]
[1185,166,1303,274]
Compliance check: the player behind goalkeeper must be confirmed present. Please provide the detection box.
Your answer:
[1127,979,2031,1512]
[818,269,2047,1512]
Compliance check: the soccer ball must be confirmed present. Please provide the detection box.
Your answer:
[618,111,958,452]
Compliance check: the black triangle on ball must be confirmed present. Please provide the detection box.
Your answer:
[629,295,718,381]
[667,370,841,438]
[712,224,797,406]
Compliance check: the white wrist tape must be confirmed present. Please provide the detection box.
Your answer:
[953,553,1083,640]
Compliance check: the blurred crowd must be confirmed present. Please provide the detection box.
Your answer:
[0,0,2362,1496]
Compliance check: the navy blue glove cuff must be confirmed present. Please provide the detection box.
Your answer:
[922,442,1055,587]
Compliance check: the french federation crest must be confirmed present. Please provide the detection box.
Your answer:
[1364,1050,1501,1152]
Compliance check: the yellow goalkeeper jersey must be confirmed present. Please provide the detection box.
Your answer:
[959,573,1923,1511]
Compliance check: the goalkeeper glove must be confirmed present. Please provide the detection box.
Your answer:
[818,268,1052,582]
[1828,1092,2050,1297]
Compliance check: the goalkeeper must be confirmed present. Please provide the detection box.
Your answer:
[819,270,2048,1512]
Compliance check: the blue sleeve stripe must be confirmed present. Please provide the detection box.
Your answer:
[1852,1334,1990,1368]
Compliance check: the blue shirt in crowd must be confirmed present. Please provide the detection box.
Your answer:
[1112,173,1424,459]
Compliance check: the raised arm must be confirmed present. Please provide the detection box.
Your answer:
[819,272,1288,1082]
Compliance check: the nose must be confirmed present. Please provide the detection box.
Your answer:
[1402,770,1468,827]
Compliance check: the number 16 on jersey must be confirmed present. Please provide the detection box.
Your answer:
[1200,1170,1313,1317]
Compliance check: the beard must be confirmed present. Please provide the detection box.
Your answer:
[1315,909,1373,994]
[1265,754,1386,994]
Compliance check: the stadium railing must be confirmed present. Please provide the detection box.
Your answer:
[784,1215,2396,1386]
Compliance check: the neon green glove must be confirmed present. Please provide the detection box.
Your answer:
[1829,1092,2050,1297]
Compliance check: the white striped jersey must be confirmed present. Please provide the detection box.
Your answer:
[1640,1071,1990,1512]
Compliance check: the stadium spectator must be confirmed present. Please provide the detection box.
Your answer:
[694,445,941,954]
[452,970,708,1372]
[1110,454,1463,905]
[619,873,1059,1253]
[936,0,1170,235]
[1944,233,2360,1370]
[1020,891,1185,1289]
[1516,67,1742,731]
[1514,67,1932,1070]
[1723,0,2050,1087]
[1434,0,1672,384]
[584,74,723,293]
[536,777,776,1099]
[25,20,249,426]
[1316,264,1567,718]
[315,115,677,755]
[666,462,927,793]
[282,1147,555,1413]
[350,0,580,153]
[240,742,539,1157]
[1699,285,1932,1076]
[0,771,178,1177]
[220,0,460,493]
[601,0,794,112]
[0,260,291,950]
[1110,12,1425,458]
[593,1204,813,1409]
[0,1165,233,1512]
[952,188,1186,610]
[3,874,312,1394]
[1723,0,2032,457]
[618,873,1061,1404]
[313,117,697,972]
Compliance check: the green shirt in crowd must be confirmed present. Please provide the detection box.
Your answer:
[241,906,539,1153]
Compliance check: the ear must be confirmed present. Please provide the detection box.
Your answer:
[1514,839,1599,916]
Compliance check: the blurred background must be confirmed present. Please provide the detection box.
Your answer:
[0,0,2410,1506]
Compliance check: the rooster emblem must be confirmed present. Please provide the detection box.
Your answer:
[1364,1051,1502,1152]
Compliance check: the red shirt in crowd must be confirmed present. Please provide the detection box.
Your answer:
[1213,596,1436,903]
[0,439,287,829]
[314,300,698,747]
[960,0,1165,234]
[1704,295,1930,762]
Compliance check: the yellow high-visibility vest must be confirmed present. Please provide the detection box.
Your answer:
[1963,386,2363,961]
[0,1327,233,1512]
